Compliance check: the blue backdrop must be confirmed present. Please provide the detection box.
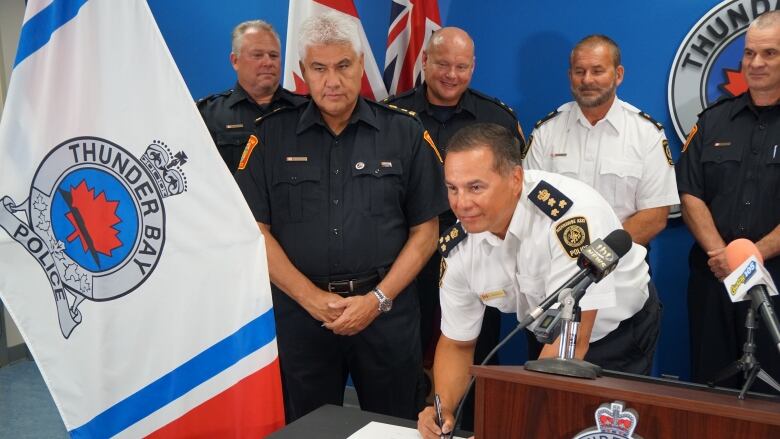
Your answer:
[146,0,730,381]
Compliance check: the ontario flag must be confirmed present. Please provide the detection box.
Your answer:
[283,0,388,101]
[383,0,441,95]
[0,0,284,437]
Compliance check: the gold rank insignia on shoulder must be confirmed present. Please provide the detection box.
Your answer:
[529,180,573,220]
[639,111,664,131]
[439,223,466,258]
[225,123,244,129]
[554,216,590,259]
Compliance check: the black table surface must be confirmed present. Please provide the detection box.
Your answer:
[268,404,471,438]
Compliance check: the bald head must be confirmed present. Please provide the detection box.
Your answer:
[749,10,780,31]
[426,27,475,57]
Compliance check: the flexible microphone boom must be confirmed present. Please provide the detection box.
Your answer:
[724,239,780,355]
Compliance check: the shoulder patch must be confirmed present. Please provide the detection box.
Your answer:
[638,111,664,131]
[528,180,573,220]
[470,89,516,116]
[439,223,466,258]
[681,123,698,153]
[535,110,560,129]
[237,135,259,171]
[423,130,443,163]
[254,105,295,126]
[662,139,674,166]
[439,258,447,287]
[554,216,590,259]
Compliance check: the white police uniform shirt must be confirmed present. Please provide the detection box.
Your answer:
[525,98,679,223]
[439,170,650,343]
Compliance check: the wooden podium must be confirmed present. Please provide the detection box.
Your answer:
[471,365,780,438]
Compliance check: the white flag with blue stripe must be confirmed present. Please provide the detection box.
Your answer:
[0,0,285,436]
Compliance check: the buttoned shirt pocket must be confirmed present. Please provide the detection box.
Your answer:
[271,164,321,222]
[351,159,404,216]
[552,156,579,179]
[515,274,547,314]
[216,131,251,169]
[599,157,642,210]
[701,143,742,197]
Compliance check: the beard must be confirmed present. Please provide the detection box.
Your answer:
[571,81,616,108]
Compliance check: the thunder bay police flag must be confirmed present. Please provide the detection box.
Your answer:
[0,0,284,437]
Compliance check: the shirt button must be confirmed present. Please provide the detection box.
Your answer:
[332,199,339,205]
[745,200,751,205]
[333,228,340,236]
[290,176,298,181]
[759,123,767,130]
[334,169,340,175]
[738,225,746,232]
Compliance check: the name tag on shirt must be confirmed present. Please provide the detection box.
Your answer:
[226,123,244,129]
[286,156,308,162]
[480,290,506,301]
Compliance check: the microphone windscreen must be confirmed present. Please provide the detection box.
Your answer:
[725,238,764,272]
[603,229,632,258]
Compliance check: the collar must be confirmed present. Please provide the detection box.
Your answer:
[296,96,380,134]
[415,84,478,117]
[728,92,772,119]
[571,97,624,134]
[226,82,288,108]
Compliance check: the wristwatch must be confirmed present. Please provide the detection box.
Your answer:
[372,287,393,313]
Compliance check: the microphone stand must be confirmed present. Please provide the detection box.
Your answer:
[524,282,601,379]
[708,303,780,399]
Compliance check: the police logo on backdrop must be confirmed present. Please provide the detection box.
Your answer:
[0,137,188,338]
[574,401,643,439]
[668,0,770,142]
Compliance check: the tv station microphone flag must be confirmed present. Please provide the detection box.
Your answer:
[0,0,284,437]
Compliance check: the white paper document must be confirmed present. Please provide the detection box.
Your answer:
[347,421,467,439]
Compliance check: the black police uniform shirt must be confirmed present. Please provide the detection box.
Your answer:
[383,84,526,155]
[197,83,308,172]
[234,97,450,279]
[676,92,780,250]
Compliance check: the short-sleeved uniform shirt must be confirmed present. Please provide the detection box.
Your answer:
[198,83,308,172]
[439,170,650,342]
[676,93,780,245]
[234,97,450,278]
[384,84,525,155]
[526,99,679,222]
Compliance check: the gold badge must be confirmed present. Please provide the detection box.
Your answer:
[663,139,673,166]
[558,200,567,209]
[547,197,556,207]
[479,290,506,301]
[537,189,551,202]
[450,228,459,239]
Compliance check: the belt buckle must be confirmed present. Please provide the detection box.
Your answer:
[327,279,352,294]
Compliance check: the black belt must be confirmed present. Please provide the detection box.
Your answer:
[312,273,380,295]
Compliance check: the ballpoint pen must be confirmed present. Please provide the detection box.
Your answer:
[434,393,449,439]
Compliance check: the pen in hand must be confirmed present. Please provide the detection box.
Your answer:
[434,393,448,439]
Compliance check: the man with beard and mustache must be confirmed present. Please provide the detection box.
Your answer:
[524,34,677,361]
[198,20,307,173]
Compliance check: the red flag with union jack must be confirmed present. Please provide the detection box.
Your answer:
[383,0,442,96]
[283,0,387,101]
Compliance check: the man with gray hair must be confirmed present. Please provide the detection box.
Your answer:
[198,20,307,172]
[235,12,449,421]
[677,11,780,391]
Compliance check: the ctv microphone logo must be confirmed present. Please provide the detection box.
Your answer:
[668,0,769,143]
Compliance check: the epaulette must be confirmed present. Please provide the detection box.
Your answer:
[381,102,419,118]
[698,94,738,117]
[382,87,416,104]
[638,111,664,131]
[438,223,466,258]
[196,89,232,107]
[253,105,299,126]
[528,180,573,220]
[534,110,560,129]
[470,89,516,117]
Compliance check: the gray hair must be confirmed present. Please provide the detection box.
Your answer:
[297,12,363,60]
[446,123,522,175]
[570,34,621,68]
[750,10,780,30]
[231,20,280,55]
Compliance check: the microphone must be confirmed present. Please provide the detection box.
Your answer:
[518,229,633,328]
[723,239,780,355]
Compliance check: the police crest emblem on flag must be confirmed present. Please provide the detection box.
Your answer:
[0,137,187,338]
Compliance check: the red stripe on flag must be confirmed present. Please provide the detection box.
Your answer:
[313,0,358,17]
[387,11,410,45]
[397,0,441,92]
[360,72,376,100]
[148,358,285,438]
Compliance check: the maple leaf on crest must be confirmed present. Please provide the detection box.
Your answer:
[63,180,122,261]
[721,66,748,97]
